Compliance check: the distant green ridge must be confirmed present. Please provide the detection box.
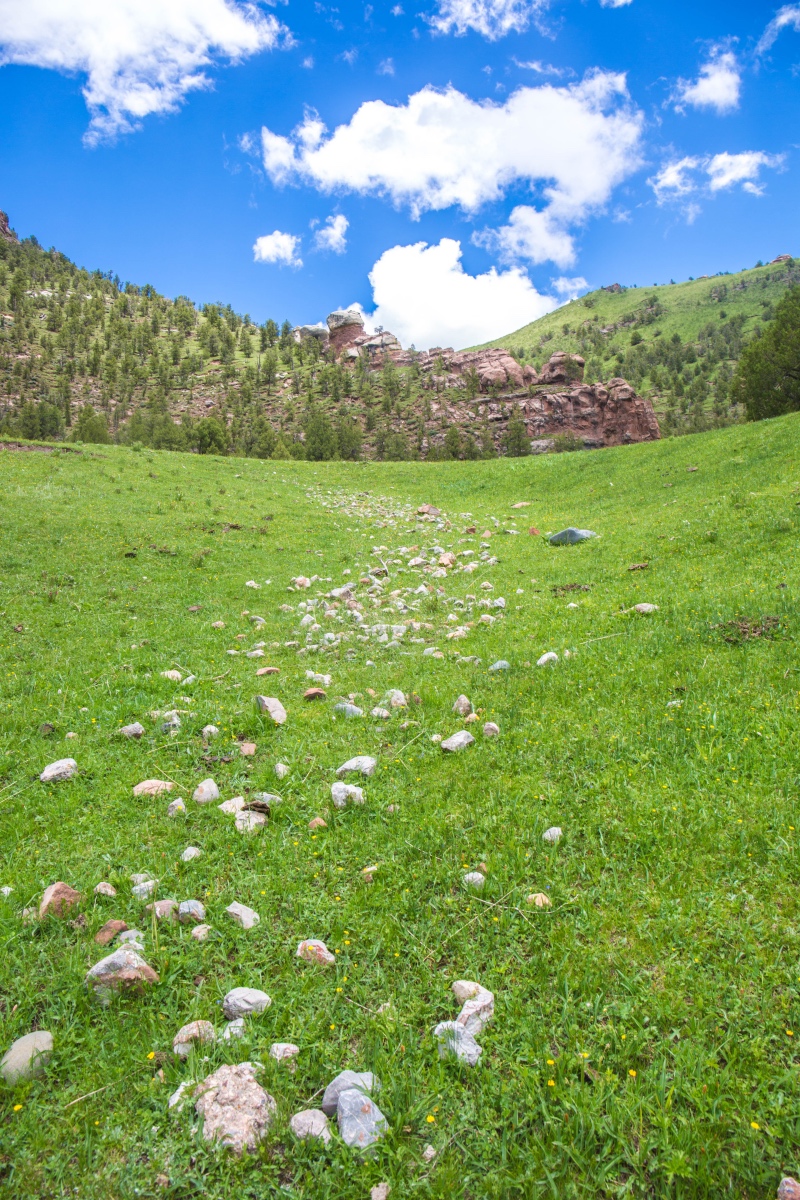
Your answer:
[473,257,799,435]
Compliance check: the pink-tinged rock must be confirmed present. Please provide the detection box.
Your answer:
[39,881,82,918]
[94,881,117,898]
[452,694,472,717]
[452,980,495,1036]
[85,945,159,1000]
[527,891,551,907]
[173,1019,215,1059]
[194,1062,276,1155]
[120,722,145,739]
[290,1108,331,1143]
[40,758,77,783]
[95,919,128,946]
[145,899,178,922]
[239,742,257,756]
[297,939,336,966]
[779,1180,800,1200]
[441,730,475,752]
[133,779,174,796]
[255,696,287,725]
[269,1041,300,1063]
[192,778,219,804]
[226,901,260,929]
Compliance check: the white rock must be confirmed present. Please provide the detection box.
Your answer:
[118,928,145,945]
[132,880,157,900]
[133,779,173,796]
[634,603,659,614]
[194,1062,276,1155]
[202,725,219,739]
[542,826,563,844]
[192,923,211,941]
[269,1042,299,1063]
[336,755,377,778]
[0,886,12,897]
[452,694,473,717]
[334,702,363,718]
[168,1080,194,1112]
[442,731,475,753]
[94,881,116,897]
[40,758,77,783]
[1,1030,53,1084]
[371,707,391,719]
[463,871,485,891]
[179,899,206,923]
[226,902,260,930]
[331,781,365,808]
[193,778,219,804]
[167,798,187,816]
[222,1018,246,1041]
[161,669,182,682]
[274,762,290,779]
[322,1070,379,1116]
[256,696,287,724]
[235,811,267,834]
[483,722,500,737]
[537,652,559,667]
[453,981,495,1035]
[173,1020,215,1059]
[297,939,336,966]
[222,987,272,1020]
[181,846,202,862]
[433,1021,482,1066]
[218,795,246,814]
[422,1144,437,1163]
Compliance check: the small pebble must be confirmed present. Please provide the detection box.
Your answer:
[202,725,219,739]
[178,899,206,924]
[297,939,336,966]
[181,846,202,862]
[488,660,510,672]
[536,652,558,667]
[167,798,187,816]
[309,816,327,829]
[173,1020,215,1059]
[441,731,475,752]
[542,826,562,844]
[463,871,485,891]
[527,892,551,907]
[94,881,117,898]
[290,1108,331,1144]
[192,923,212,941]
[226,902,260,930]
[275,762,290,779]
[120,722,145,739]
[222,987,272,1020]
[193,778,220,804]
[483,722,500,737]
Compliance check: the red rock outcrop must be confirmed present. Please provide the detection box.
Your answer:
[0,212,17,245]
[326,310,366,355]
[517,378,660,448]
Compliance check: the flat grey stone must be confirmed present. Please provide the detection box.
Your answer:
[433,1020,482,1066]
[39,758,77,783]
[334,703,363,718]
[336,755,377,777]
[1,1030,53,1084]
[178,899,206,923]
[441,731,475,752]
[222,987,272,1020]
[321,1069,379,1117]
[336,1087,388,1152]
[549,527,596,545]
[488,660,510,672]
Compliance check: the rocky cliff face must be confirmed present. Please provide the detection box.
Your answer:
[314,310,660,450]
[0,212,18,245]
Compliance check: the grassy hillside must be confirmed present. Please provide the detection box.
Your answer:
[1,414,799,1198]
[477,258,800,434]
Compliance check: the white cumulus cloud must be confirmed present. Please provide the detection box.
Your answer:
[260,73,643,266]
[674,49,741,115]
[473,205,578,267]
[363,237,557,349]
[253,230,303,267]
[313,214,349,253]
[0,0,288,144]
[649,151,784,205]
[428,0,632,38]
[757,5,800,54]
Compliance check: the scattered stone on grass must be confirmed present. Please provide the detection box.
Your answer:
[219,796,246,815]
[181,846,202,863]
[304,687,327,701]
[39,881,82,918]
[167,798,186,816]
[86,946,159,1000]
[173,1020,215,1059]
[146,899,178,922]
[483,722,500,737]
[542,826,563,844]
[334,703,363,718]
[297,939,336,966]
[322,1070,380,1116]
[256,666,280,677]
[463,871,485,891]
[634,603,659,614]
[290,1108,331,1144]
[549,528,596,545]
[94,881,117,898]
[309,816,327,829]
[433,1021,482,1066]
[255,696,287,725]
[537,652,558,666]
[132,880,157,901]
[222,987,272,1020]
[192,923,211,942]
[371,707,391,719]
[118,928,145,946]
[133,779,174,796]
[226,902,260,930]
[452,694,472,717]
[179,899,206,924]
[452,981,495,1035]
[95,919,128,945]
[331,781,365,808]
[239,742,257,757]
[40,758,77,783]
[778,1179,800,1200]
[422,1144,437,1163]
[193,778,219,804]
[442,731,475,752]
[527,892,551,907]
[120,722,145,739]
[488,660,510,672]
[269,1042,299,1065]
[235,811,267,834]
[222,1018,245,1041]
[161,670,182,682]
[1,1030,53,1084]
[202,725,219,739]
[371,1185,391,1200]
[194,1062,276,1155]
[275,762,290,779]
[336,755,377,777]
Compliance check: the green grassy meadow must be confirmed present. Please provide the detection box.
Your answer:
[1,414,800,1198]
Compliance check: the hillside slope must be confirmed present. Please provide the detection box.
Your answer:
[1,413,799,1198]
[476,257,799,433]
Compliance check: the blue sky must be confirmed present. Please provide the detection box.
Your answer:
[1,0,797,347]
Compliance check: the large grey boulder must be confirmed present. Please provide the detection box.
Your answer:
[549,527,596,545]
